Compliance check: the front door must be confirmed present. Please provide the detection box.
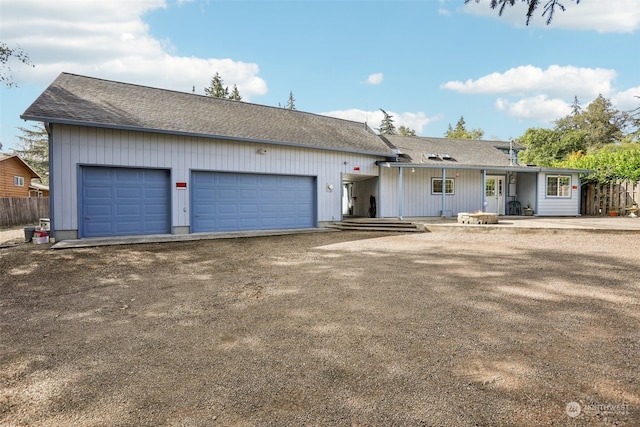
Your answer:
[485,176,505,214]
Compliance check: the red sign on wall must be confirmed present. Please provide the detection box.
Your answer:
[176,182,187,189]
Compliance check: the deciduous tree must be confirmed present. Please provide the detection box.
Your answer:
[398,125,416,136]
[444,116,484,140]
[1,41,33,87]
[464,0,581,25]
[14,123,49,183]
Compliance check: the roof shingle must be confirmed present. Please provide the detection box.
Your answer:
[21,73,394,156]
[383,135,526,168]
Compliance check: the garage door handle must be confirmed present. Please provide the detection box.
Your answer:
[85,216,92,220]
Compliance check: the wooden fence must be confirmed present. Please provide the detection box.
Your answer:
[581,180,640,216]
[0,197,50,228]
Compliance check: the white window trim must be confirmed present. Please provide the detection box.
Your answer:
[431,177,455,195]
[13,176,25,187]
[546,174,571,198]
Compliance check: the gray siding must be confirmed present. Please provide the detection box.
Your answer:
[379,167,484,217]
[537,172,581,216]
[51,124,383,235]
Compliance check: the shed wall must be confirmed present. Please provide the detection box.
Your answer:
[536,172,581,216]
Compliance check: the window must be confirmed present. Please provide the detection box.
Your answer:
[547,175,571,197]
[13,176,24,186]
[432,178,455,195]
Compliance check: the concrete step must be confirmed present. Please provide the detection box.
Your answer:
[328,219,426,232]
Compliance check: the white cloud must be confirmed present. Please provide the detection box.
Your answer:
[496,95,572,122]
[0,0,267,98]
[365,73,384,85]
[438,0,451,17]
[441,65,616,99]
[611,86,640,111]
[461,0,640,33]
[320,109,442,135]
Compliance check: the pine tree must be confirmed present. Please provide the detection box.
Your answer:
[204,72,229,98]
[285,91,296,110]
[229,84,242,101]
[377,109,397,135]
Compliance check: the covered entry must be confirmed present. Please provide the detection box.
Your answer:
[191,171,316,232]
[80,166,171,237]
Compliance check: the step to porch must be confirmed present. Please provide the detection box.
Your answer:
[327,218,427,232]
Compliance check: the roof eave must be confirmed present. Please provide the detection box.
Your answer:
[382,163,543,172]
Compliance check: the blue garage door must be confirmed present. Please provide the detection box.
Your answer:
[81,167,171,237]
[191,171,316,232]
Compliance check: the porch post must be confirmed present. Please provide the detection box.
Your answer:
[482,169,487,212]
[441,168,446,217]
[398,167,404,220]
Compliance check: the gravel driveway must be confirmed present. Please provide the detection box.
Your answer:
[1,230,638,426]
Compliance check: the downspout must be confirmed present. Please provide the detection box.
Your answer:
[398,167,404,220]
[44,122,54,240]
[482,169,487,212]
[441,168,446,217]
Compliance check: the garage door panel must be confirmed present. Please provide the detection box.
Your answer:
[115,205,141,216]
[239,189,258,199]
[81,167,170,237]
[192,171,315,232]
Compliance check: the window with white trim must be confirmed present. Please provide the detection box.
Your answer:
[546,175,571,197]
[13,176,24,186]
[432,178,455,195]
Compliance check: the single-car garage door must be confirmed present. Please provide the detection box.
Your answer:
[191,171,316,232]
[81,166,171,237]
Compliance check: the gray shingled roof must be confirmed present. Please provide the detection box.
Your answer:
[383,135,530,169]
[21,73,394,156]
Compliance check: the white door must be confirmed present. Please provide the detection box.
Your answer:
[485,176,505,214]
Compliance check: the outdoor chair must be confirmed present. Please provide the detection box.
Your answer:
[508,201,522,215]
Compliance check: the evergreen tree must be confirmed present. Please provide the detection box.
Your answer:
[377,109,397,135]
[285,91,296,110]
[229,84,242,101]
[14,123,49,183]
[444,116,484,139]
[204,72,229,98]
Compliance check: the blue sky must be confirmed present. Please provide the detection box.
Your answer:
[1,0,639,152]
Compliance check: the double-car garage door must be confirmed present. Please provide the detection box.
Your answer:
[80,167,316,237]
[191,171,316,232]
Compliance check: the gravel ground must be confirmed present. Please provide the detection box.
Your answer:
[1,229,638,426]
